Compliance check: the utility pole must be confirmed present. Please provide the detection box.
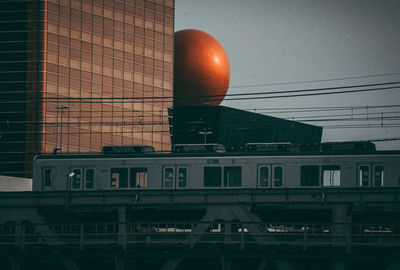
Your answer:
[56,105,70,154]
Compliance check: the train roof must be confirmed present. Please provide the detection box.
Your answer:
[34,150,400,160]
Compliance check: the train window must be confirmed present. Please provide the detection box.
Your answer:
[322,166,341,186]
[43,168,54,189]
[374,165,384,186]
[273,166,283,187]
[358,165,370,187]
[71,168,82,190]
[163,167,174,189]
[204,167,222,187]
[130,168,148,188]
[301,166,319,186]
[85,168,95,189]
[259,166,270,187]
[111,168,128,188]
[224,167,241,187]
[177,167,188,188]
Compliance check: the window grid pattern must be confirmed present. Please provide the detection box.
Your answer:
[42,0,174,154]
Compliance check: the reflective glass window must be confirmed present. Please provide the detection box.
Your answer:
[177,167,187,188]
[322,166,341,186]
[163,167,174,188]
[259,166,269,187]
[301,166,319,186]
[130,168,148,188]
[374,165,384,187]
[85,168,95,189]
[204,167,222,187]
[273,166,283,187]
[71,168,82,189]
[111,168,128,188]
[359,165,369,187]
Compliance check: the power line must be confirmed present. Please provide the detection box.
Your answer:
[2,71,400,96]
[2,80,400,102]
[246,104,400,112]
[228,71,400,89]
[1,83,399,104]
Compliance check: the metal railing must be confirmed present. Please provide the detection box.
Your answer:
[0,222,399,249]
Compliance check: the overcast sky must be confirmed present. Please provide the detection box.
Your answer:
[174,0,400,149]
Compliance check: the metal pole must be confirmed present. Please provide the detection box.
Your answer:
[56,105,69,154]
[60,109,64,153]
[199,128,212,144]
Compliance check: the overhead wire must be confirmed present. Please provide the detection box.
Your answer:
[2,71,400,95]
[1,78,400,161]
[1,80,400,103]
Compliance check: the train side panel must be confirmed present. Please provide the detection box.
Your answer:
[32,152,400,191]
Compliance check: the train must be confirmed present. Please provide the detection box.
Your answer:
[32,142,400,191]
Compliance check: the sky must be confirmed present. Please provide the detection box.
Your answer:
[174,0,400,149]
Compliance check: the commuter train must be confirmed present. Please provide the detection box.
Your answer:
[32,143,400,191]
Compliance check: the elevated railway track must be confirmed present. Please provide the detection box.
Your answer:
[1,188,400,269]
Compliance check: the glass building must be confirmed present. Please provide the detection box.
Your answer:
[0,0,174,177]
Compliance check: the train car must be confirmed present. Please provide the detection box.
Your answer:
[32,144,400,192]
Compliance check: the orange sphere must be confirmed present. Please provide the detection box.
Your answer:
[174,29,230,107]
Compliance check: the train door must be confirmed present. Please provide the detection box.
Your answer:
[257,165,284,188]
[163,166,188,189]
[373,164,384,187]
[258,165,271,188]
[357,164,384,187]
[70,168,83,190]
[84,168,95,189]
[70,167,95,190]
[272,165,284,188]
[357,164,371,187]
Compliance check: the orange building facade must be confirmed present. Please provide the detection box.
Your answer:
[0,0,174,177]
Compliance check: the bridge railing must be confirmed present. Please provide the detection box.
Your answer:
[0,222,399,249]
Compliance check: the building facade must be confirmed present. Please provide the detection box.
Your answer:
[172,106,322,150]
[0,0,174,177]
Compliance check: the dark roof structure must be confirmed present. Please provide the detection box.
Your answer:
[171,106,322,150]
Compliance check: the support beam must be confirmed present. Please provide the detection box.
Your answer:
[273,260,295,270]
[257,259,268,270]
[220,253,231,270]
[114,254,125,270]
[60,258,80,270]
[160,258,182,270]
[0,208,62,245]
[332,203,352,254]
[184,205,274,247]
[331,260,346,270]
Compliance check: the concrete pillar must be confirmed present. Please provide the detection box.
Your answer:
[332,203,352,253]
[224,223,232,244]
[331,260,346,270]
[79,224,84,250]
[114,254,125,270]
[220,253,231,270]
[10,256,21,270]
[118,206,127,250]
[17,223,24,250]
